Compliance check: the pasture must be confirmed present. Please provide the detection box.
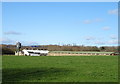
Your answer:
[2,55,118,82]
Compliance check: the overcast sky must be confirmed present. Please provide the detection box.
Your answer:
[2,2,118,46]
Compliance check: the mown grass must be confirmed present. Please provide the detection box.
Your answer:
[2,55,118,82]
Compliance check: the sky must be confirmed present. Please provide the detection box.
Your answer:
[1,2,118,46]
[1,0,119,2]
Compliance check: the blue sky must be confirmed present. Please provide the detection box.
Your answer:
[2,2,118,46]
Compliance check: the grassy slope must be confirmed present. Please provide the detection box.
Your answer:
[2,56,118,82]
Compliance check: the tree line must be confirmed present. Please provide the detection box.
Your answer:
[46,45,118,52]
[1,44,119,55]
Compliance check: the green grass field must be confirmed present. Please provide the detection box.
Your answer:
[2,55,118,82]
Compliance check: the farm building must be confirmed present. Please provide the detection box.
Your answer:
[15,49,49,56]
[49,51,119,56]
[15,49,119,56]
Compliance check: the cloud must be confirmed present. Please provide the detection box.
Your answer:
[83,20,92,24]
[94,40,119,45]
[110,35,117,39]
[27,41,39,45]
[85,36,95,40]
[0,38,39,46]
[0,38,15,44]
[4,31,21,35]
[102,26,110,30]
[107,40,118,44]
[108,9,118,15]
[19,41,39,46]
[83,18,102,24]
[94,41,106,45]
[94,18,103,22]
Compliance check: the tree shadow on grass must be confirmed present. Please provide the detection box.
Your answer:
[2,67,72,82]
